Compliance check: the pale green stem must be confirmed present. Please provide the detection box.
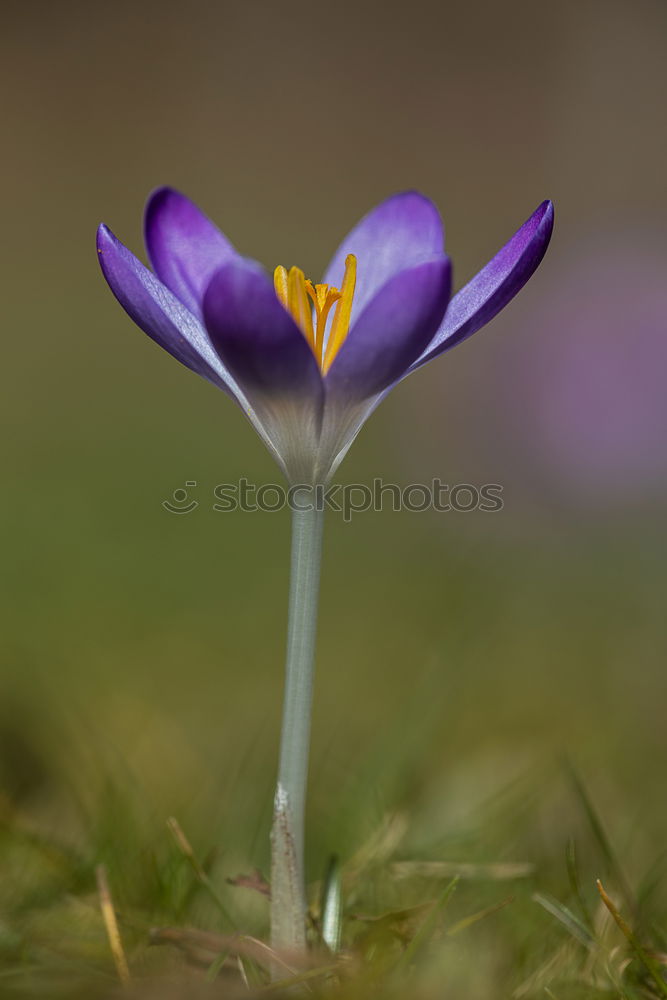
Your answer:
[270,488,324,955]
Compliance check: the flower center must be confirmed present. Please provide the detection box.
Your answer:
[274,254,357,374]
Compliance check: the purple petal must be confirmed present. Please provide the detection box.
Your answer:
[203,258,324,403]
[144,187,237,318]
[411,200,554,371]
[97,223,238,397]
[325,256,452,401]
[322,191,444,319]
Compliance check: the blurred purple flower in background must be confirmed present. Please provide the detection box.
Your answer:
[501,235,667,503]
[97,189,553,483]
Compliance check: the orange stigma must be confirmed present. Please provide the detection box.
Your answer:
[274,254,357,374]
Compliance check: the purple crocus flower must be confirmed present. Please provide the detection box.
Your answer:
[97,189,553,482]
[500,235,667,502]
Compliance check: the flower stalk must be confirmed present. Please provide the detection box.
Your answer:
[271,488,325,953]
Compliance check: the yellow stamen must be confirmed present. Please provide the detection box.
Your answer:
[323,255,356,374]
[273,254,357,373]
[274,265,289,308]
[287,267,315,349]
[306,281,341,358]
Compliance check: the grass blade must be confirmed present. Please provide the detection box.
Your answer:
[566,837,593,929]
[446,895,513,937]
[597,879,667,998]
[563,759,634,910]
[320,854,343,953]
[166,816,236,929]
[395,876,459,971]
[533,891,597,950]
[96,864,130,986]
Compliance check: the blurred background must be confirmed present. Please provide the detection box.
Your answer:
[1,0,666,991]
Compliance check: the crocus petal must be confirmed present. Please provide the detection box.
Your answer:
[322,191,444,320]
[410,200,554,371]
[325,256,452,401]
[203,259,325,482]
[204,258,324,400]
[97,224,241,399]
[144,187,237,318]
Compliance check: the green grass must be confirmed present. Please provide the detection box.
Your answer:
[1,717,666,998]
